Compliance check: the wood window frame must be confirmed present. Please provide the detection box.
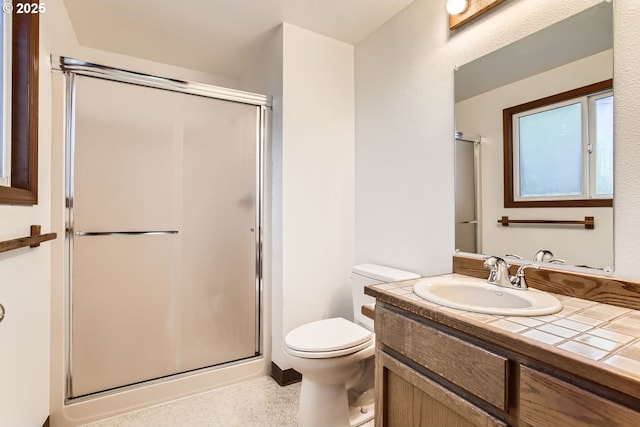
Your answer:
[503,79,613,208]
[0,3,39,205]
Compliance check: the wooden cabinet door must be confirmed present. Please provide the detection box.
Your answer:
[376,351,507,427]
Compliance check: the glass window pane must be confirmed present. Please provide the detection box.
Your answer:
[518,103,583,197]
[0,15,5,178]
[594,95,613,195]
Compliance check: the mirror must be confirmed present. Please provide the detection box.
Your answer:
[0,7,39,205]
[454,2,614,270]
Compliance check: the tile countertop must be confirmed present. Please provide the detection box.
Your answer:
[365,273,640,401]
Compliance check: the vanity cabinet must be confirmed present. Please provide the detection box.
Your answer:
[374,303,640,427]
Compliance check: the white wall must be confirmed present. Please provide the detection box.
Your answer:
[238,22,356,372]
[354,0,640,279]
[611,0,640,280]
[354,0,455,276]
[455,50,614,268]
[0,36,52,427]
[272,24,355,369]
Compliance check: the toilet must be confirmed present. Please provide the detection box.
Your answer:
[283,264,420,427]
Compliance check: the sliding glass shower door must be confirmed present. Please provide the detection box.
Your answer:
[66,72,263,398]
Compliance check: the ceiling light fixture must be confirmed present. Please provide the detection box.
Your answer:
[447,0,469,15]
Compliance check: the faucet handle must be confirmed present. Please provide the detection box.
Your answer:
[533,249,554,262]
[484,256,511,287]
[512,264,540,289]
[483,255,507,269]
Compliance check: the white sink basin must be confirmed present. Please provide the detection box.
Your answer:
[413,276,562,316]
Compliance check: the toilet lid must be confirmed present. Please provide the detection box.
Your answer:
[284,317,373,353]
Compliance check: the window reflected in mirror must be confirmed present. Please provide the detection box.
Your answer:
[504,80,613,208]
[593,94,614,196]
[0,10,10,187]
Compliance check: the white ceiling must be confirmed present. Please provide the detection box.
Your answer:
[63,0,415,78]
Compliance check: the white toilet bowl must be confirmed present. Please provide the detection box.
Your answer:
[283,264,420,427]
[283,317,375,427]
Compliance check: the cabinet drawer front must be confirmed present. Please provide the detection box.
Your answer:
[378,352,507,427]
[520,366,640,427]
[376,306,507,410]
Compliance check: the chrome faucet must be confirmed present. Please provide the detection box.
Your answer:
[483,256,512,288]
[510,264,540,289]
[533,249,566,264]
[483,256,540,290]
[533,249,553,263]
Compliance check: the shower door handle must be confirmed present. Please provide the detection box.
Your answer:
[74,230,179,237]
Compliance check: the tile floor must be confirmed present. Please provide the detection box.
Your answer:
[81,376,375,427]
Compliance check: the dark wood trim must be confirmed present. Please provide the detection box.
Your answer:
[497,215,595,229]
[0,2,39,205]
[270,362,301,386]
[362,304,375,320]
[42,416,49,427]
[452,254,640,311]
[502,79,613,209]
[0,224,56,254]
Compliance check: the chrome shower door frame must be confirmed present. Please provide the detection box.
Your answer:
[56,56,269,401]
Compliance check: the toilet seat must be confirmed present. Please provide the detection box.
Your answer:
[284,317,373,359]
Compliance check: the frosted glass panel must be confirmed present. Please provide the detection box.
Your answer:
[518,103,582,197]
[594,95,614,195]
[178,93,258,370]
[73,76,179,232]
[454,139,477,253]
[69,75,261,397]
[454,140,476,222]
[0,16,5,180]
[71,235,178,397]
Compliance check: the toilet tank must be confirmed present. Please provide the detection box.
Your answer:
[352,264,420,330]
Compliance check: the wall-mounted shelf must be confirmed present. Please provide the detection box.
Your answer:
[0,225,57,254]
[497,216,595,229]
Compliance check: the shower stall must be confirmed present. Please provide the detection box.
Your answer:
[56,57,268,400]
[454,132,482,254]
